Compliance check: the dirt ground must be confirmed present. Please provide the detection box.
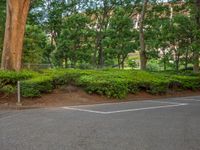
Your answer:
[1,85,200,109]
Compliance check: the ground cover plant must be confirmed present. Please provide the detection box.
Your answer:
[1,69,200,99]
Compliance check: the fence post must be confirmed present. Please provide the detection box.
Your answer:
[16,81,22,106]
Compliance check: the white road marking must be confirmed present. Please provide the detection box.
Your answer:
[148,100,183,105]
[184,98,200,102]
[62,107,107,114]
[102,103,188,114]
[61,99,184,108]
[172,98,200,102]
[62,103,188,115]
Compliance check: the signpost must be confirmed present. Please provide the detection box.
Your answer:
[16,81,22,106]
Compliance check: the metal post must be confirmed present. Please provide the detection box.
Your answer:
[16,81,22,106]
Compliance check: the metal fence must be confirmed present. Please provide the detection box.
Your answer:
[22,63,52,70]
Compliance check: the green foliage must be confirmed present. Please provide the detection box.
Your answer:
[41,69,200,98]
[0,0,6,59]
[1,69,200,98]
[170,75,200,90]
[0,70,37,96]
[77,74,129,99]
[21,76,53,97]
[23,25,48,63]
[147,59,161,71]
[0,85,16,95]
[0,70,37,86]
[104,7,138,68]
[56,13,92,68]
[128,59,137,69]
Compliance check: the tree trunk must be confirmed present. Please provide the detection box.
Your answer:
[174,48,180,72]
[193,0,200,73]
[93,49,97,68]
[1,0,30,71]
[185,48,189,70]
[193,51,199,73]
[98,40,104,68]
[96,32,104,69]
[117,55,120,69]
[175,56,179,72]
[162,49,167,71]
[163,59,166,71]
[64,57,68,68]
[121,55,126,69]
[139,0,148,70]
[139,51,147,70]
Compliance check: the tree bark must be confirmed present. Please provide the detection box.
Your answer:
[193,51,199,72]
[1,0,30,71]
[139,0,148,70]
[193,0,200,72]
[117,55,120,69]
[97,38,104,68]
[185,48,189,70]
[162,48,167,71]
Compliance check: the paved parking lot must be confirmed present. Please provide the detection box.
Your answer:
[0,96,200,150]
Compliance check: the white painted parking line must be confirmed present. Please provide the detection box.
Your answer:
[61,99,184,109]
[62,103,188,115]
[184,99,200,102]
[148,100,183,105]
[62,107,107,114]
[172,98,200,102]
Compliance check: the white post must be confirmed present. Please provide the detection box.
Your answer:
[17,81,22,106]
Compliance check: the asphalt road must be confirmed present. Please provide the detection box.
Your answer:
[0,96,200,150]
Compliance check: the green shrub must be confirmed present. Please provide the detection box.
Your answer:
[0,70,37,84]
[148,80,169,94]
[0,85,16,95]
[77,75,128,99]
[43,69,87,86]
[170,75,200,90]
[21,76,53,97]
[1,68,200,99]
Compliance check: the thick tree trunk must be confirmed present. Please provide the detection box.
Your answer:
[1,0,30,71]
[139,0,148,70]
[193,0,200,72]
[139,51,147,70]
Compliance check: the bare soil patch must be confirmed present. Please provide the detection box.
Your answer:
[1,85,200,109]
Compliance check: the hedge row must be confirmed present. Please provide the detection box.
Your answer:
[21,76,53,97]
[0,70,38,95]
[1,69,200,98]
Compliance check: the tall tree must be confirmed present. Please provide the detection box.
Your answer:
[105,7,137,69]
[1,0,31,71]
[193,0,200,72]
[0,0,6,59]
[139,0,148,70]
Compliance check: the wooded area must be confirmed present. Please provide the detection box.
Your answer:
[0,0,200,72]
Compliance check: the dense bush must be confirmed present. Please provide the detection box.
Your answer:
[1,69,200,98]
[77,75,129,98]
[0,70,37,86]
[0,85,16,95]
[21,76,53,97]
